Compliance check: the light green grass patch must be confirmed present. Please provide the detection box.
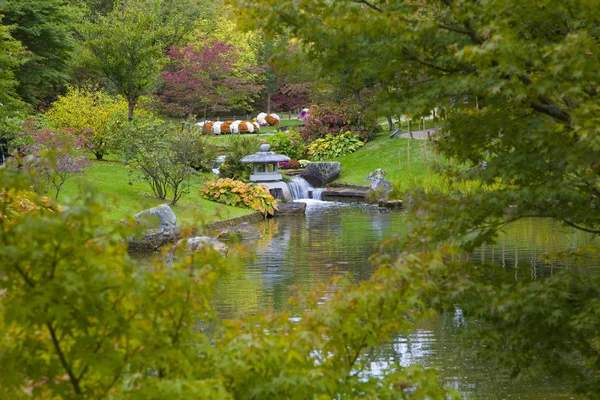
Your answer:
[326,131,441,187]
[54,159,254,227]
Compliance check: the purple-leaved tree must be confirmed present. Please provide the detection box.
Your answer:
[159,37,264,120]
[19,122,90,201]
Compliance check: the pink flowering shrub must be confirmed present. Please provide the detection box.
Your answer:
[300,104,380,143]
[14,120,90,200]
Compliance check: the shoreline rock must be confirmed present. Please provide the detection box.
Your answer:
[174,236,228,256]
[127,204,180,252]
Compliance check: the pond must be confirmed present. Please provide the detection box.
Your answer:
[212,200,594,399]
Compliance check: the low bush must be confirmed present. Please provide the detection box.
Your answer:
[266,130,307,160]
[307,131,364,160]
[288,160,300,169]
[218,136,261,181]
[116,117,215,205]
[200,178,277,216]
[301,103,381,143]
[278,160,301,169]
[171,123,218,172]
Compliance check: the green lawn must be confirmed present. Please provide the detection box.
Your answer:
[327,131,493,197]
[55,157,254,227]
[322,131,441,187]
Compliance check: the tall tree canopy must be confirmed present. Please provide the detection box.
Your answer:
[2,0,81,104]
[82,0,213,121]
[0,14,24,115]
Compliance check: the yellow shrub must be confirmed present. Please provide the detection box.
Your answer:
[46,86,129,160]
[200,178,278,216]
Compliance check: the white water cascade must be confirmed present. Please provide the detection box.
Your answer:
[287,176,324,200]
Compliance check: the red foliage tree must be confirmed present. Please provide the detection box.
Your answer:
[271,82,311,112]
[159,38,264,119]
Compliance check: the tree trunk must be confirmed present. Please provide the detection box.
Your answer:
[127,98,135,122]
[95,151,103,161]
[386,112,394,131]
[353,89,361,106]
[266,93,272,134]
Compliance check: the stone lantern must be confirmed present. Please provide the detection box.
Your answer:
[241,144,292,202]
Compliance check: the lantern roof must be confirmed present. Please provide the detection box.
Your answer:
[241,144,291,163]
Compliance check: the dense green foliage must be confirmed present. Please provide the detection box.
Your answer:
[0,16,24,115]
[266,130,306,160]
[81,0,169,121]
[3,0,81,103]
[232,0,600,394]
[308,131,364,160]
[217,136,261,181]
[0,169,234,398]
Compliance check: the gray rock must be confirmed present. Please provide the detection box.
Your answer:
[273,202,307,216]
[175,236,228,256]
[216,222,262,241]
[378,200,403,209]
[127,204,180,251]
[301,162,341,187]
[365,169,392,201]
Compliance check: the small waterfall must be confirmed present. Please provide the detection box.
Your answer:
[288,176,323,200]
[311,188,324,200]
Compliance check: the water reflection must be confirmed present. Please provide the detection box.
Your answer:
[211,203,594,399]
[470,218,598,279]
[213,201,407,317]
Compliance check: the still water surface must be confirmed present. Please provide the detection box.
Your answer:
[213,200,594,399]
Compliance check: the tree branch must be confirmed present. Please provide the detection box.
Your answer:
[437,23,472,36]
[353,0,383,12]
[561,219,600,234]
[530,101,571,123]
[47,322,83,396]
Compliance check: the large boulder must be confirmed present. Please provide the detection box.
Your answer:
[365,169,392,201]
[127,204,180,251]
[301,162,341,187]
[175,236,228,256]
[216,222,262,241]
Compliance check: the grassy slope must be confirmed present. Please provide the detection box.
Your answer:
[55,158,253,227]
[327,131,439,187]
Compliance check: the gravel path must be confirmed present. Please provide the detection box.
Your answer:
[390,128,440,140]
